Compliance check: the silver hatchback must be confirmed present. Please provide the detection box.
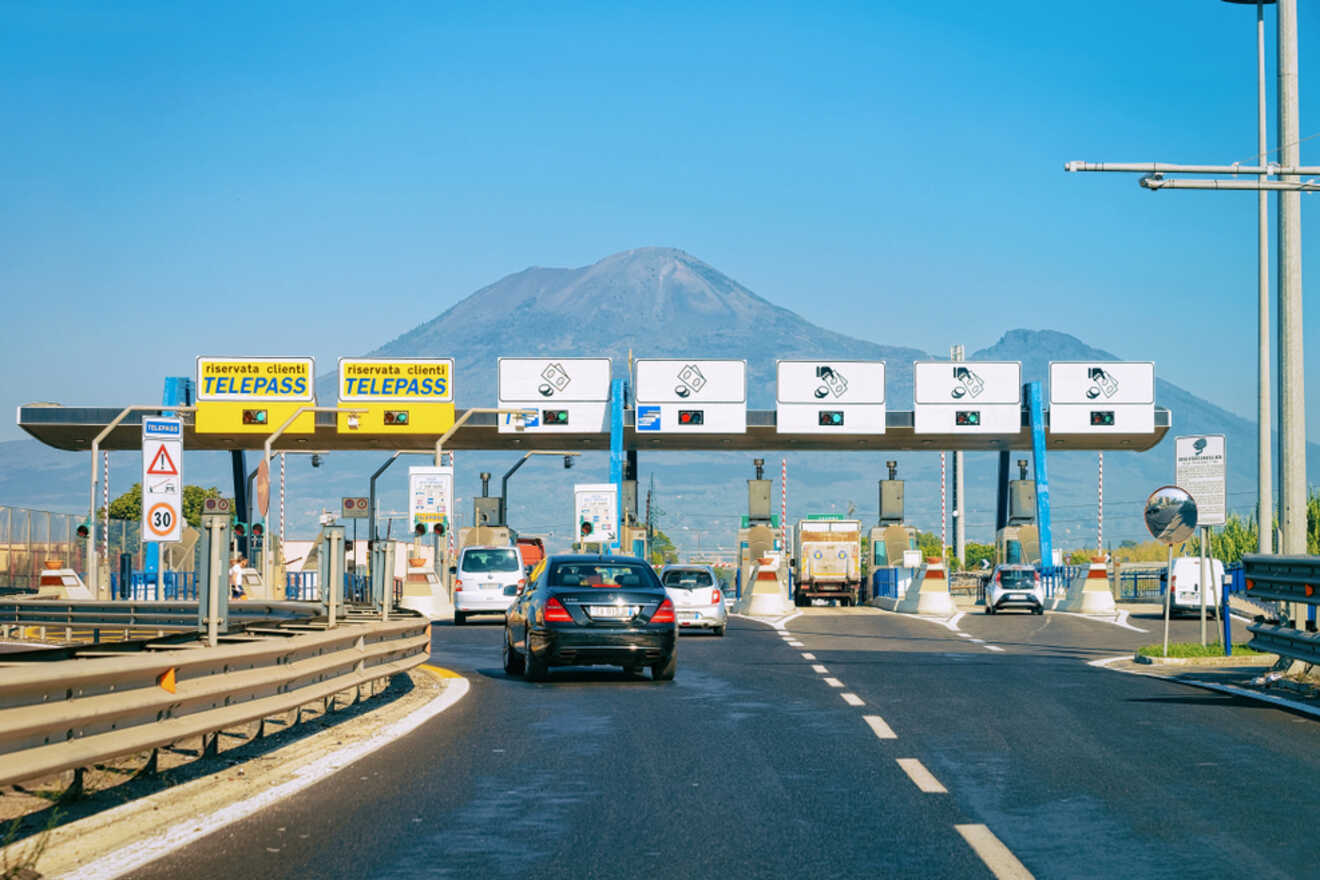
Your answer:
[660,565,728,636]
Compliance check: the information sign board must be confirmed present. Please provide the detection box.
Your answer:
[634,359,746,434]
[574,483,619,546]
[195,356,316,434]
[141,417,183,543]
[1175,435,1227,527]
[341,497,369,519]
[337,357,454,434]
[408,467,454,537]
[497,357,610,433]
[913,361,1021,434]
[1049,362,1155,434]
[776,360,886,433]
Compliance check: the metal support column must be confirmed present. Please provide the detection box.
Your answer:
[1026,383,1053,571]
[995,450,1010,533]
[609,378,625,554]
[230,451,248,557]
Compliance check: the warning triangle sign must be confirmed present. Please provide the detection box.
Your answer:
[146,444,179,476]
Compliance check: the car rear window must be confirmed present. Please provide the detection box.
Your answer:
[461,549,521,573]
[662,570,714,588]
[549,562,660,590]
[999,569,1036,587]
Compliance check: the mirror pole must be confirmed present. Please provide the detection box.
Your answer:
[1163,543,1173,657]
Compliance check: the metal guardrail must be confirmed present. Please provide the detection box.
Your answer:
[0,599,317,641]
[0,612,431,789]
[1243,555,1320,665]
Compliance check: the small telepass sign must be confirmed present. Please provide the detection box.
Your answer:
[142,417,183,543]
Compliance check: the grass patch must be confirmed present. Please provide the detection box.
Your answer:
[1137,641,1264,658]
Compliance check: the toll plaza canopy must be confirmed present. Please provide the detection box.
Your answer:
[17,405,1171,453]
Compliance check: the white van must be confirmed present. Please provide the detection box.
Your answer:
[452,545,526,625]
[1161,557,1225,617]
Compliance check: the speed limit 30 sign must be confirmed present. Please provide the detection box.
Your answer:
[142,417,183,542]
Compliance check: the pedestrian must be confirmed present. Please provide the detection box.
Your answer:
[230,555,246,599]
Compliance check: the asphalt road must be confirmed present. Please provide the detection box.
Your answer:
[130,607,1320,879]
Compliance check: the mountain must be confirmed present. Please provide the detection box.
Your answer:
[5,248,1315,553]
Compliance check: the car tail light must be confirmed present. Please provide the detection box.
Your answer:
[1170,575,1177,589]
[454,579,463,592]
[518,578,527,589]
[711,588,721,605]
[544,597,573,623]
[651,598,675,623]
[994,572,1001,584]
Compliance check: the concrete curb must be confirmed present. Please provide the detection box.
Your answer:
[1132,653,1276,668]
[9,666,470,880]
[1091,654,1320,720]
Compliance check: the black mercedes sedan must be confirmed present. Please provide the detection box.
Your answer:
[503,554,678,681]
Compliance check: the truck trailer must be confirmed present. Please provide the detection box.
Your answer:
[793,517,862,606]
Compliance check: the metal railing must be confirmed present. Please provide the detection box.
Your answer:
[109,570,198,600]
[1,505,87,590]
[284,571,404,604]
[0,608,430,789]
[1244,555,1320,665]
[0,599,317,646]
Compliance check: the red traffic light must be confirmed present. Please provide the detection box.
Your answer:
[580,520,593,537]
[251,522,265,537]
[76,522,91,539]
[433,521,446,536]
[678,409,704,425]
[414,522,426,536]
[233,521,247,537]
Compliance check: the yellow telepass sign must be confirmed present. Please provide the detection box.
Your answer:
[195,357,316,434]
[337,358,455,434]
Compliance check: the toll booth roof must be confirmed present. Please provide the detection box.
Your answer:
[17,405,1170,453]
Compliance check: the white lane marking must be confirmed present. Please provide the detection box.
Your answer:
[786,640,804,647]
[955,823,1034,880]
[1054,609,1147,633]
[811,664,829,674]
[801,652,816,660]
[841,692,865,706]
[64,672,472,880]
[944,611,966,632]
[771,611,803,631]
[863,715,897,739]
[1087,655,1128,668]
[985,645,1005,652]
[823,677,844,688]
[957,632,972,639]
[969,638,985,644]
[896,758,947,793]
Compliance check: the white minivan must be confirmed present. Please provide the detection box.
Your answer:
[452,545,526,625]
[1161,557,1225,617]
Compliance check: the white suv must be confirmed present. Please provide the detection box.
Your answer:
[452,545,526,625]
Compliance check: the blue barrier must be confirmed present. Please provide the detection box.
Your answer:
[871,568,900,600]
[284,571,373,603]
[110,571,197,601]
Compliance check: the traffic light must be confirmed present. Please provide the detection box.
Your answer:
[76,521,91,539]
[251,522,264,538]
[311,454,322,468]
[384,410,410,426]
[1090,410,1115,426]
[678,409,704,425]
[955,410,981,427]
[242,409,268,426]
[414,521,427,537]
[433,520,446,536]
[580,520,593,537]
[818,410,844,427]
[232,521,247,537]
[541,409,569,425]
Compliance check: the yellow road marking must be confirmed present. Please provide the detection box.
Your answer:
[420,664,462,679]
[896,758,947,793]
[955,824,1034,880]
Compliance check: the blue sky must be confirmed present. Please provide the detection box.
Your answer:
[4,0,1319,443]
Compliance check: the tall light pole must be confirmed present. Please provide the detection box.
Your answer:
[1275,0,1306,554]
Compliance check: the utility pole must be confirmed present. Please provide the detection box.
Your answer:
[1064,0,1307,554]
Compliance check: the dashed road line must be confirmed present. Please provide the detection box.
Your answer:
[970,638,985,644]
[800,652,816,660]
[786,640,804,647]
[823,677,844,688]
[985,645,1005,652]
[811,664,829,674]
[955,824,1034,879]
[957,632,972,639]
[896,758,947,793]
[863,715,897,739]
[841,692,864,706]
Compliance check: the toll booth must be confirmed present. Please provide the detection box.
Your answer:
[995,459,1040,565]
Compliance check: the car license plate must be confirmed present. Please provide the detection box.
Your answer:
[679,612,701,621]
[1009,593,1026,600]
[588,605,637,619]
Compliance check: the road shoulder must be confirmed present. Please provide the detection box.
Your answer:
[5,666,469,880]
